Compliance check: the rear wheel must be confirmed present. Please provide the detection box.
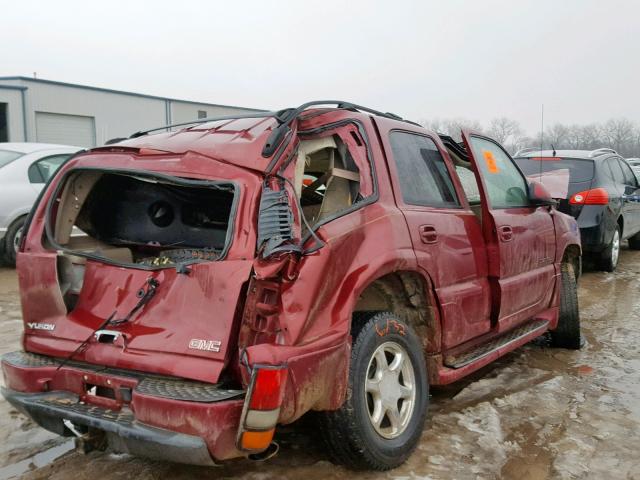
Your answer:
[597,226,620,272]
[2,217,26,267]
[550,262,581,349]
[318,311,428,471]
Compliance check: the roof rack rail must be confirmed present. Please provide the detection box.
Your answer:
[513,147,540,157]
[261,100,421,158]
[590,147,617,157]
[128,111,275,139]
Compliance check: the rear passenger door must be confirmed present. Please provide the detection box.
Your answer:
[381,126,493,349]
[461,132,556,332]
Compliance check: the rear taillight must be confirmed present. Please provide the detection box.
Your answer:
[569,188,609,205]
[237,365,288,452]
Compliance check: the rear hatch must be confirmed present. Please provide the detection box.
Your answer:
[515,156,595,217]
[19,158,259,384]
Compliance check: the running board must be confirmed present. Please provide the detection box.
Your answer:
[444,319,549,369]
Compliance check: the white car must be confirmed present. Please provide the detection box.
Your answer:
[626,158,640,183]
[0,143,80,266]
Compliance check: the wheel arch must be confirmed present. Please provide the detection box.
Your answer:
[561,243,582,281]
[617,214,624,238]
[351,269,442,353]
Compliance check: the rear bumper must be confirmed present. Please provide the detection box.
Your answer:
[1,388,216,465]
[1,351,246,464]
[579,224,609,252]
[576,205,614,252]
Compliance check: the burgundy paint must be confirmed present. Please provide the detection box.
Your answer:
[4,108,582,462]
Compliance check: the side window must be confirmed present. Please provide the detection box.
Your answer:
[28,154,70,184]
[617,159,638,186]
[606,158,626,185]
[389,131,459,208]
[468,136,528,208]
[455,165,481,204]
[297,133,365,226]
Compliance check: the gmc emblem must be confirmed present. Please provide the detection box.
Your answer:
[189,339,221,352]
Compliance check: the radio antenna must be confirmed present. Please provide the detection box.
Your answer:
[539,104,544,179]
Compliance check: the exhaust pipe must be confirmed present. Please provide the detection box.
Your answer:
[247,442,279,462]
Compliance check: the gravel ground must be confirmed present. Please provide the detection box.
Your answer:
[0,247,639,479]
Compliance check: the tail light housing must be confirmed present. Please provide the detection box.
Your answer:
[569,188,609,205]
[237,365,288,452]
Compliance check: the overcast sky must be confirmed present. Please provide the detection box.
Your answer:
[2,0,639,133]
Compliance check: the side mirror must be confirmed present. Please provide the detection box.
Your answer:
[528,180,556,206]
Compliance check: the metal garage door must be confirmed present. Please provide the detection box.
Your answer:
[35,112,96,147]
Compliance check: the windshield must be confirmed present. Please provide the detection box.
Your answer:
[514,157,594,183]
[0,149,23,168]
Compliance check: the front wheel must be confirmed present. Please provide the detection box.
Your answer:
[628,229,640,250]
[550,262,581,349]
[318,311,429,471]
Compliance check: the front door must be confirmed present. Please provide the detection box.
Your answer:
[462,132,556,332]
[378,121,493,349]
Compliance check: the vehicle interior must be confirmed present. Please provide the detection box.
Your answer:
[295,134,362,228]
[439,135,483,219]
[47,170,236,267]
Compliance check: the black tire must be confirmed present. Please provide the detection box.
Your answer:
[597,225,620,272]
[2,216,26,267]
[628,230,640,250]
[550,263,581,349]
[317,311,429,471]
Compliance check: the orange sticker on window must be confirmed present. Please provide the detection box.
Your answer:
[483,150,500,174]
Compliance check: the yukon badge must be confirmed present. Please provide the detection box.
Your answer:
[189,339,221,352]
[26,322,56,331]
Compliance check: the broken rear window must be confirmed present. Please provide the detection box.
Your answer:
[294,130,371,227]
[46,169,237,268]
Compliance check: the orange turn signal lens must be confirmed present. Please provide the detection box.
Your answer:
[240,429,275,451]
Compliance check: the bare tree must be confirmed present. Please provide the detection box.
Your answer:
[419,115,640,158]
[487,117,525,153]
[601,118,636,156]
[420,118,483,142]
[487,117,520,144]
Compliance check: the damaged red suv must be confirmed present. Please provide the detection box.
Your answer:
[1,101,582,470]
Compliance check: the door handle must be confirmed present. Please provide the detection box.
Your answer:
[623,193,640,202]
[419,225,438,244]
[498,225,513,242]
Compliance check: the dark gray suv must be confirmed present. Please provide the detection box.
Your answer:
[515,148,640,271]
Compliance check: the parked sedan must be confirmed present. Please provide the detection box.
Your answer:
[515,148,640,271]
[0,143,80,266]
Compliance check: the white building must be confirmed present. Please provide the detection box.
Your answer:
[0,76,263,147]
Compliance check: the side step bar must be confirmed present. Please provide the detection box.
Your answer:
[444,319,549,369]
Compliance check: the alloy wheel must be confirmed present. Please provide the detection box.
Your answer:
[12,227,23,253]
[364,341,416,439]
[611,229,620,268]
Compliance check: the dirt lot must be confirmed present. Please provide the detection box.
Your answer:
[1,249,639,480]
